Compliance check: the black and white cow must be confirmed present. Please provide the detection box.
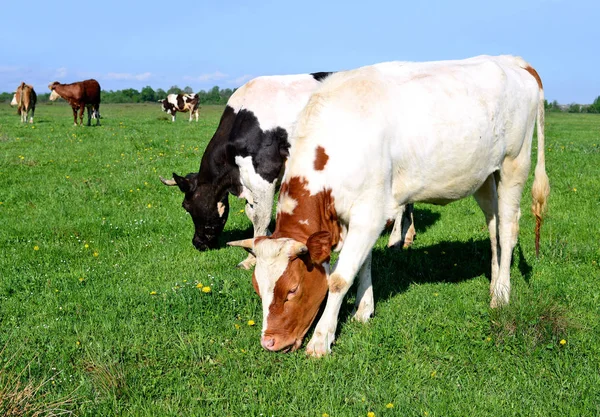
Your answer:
[161,73,414,269]
[159,93,200,122]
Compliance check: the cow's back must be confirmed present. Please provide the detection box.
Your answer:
[286,55,541,218]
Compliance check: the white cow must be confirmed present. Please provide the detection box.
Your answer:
[229,55,550,356]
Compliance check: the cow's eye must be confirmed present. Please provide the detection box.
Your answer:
[286,285,299,301]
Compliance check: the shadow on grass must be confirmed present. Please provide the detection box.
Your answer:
[335,237,533,326]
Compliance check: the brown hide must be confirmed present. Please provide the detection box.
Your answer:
[12,82,37,123]
[49,79,101,125]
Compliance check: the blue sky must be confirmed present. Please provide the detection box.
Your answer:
[1,0,597,103]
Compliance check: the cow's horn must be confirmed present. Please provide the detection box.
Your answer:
[289,241,308,257]
[160,176,177,186]
[227,238,255,249]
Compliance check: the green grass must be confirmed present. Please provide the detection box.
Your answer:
[1,104,599,416]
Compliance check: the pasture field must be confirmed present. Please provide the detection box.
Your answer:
[0,102,599,416]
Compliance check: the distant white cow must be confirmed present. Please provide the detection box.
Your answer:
[229,55,550,356]
[159,93,200,122]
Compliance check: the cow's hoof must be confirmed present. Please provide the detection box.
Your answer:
[351,306,374,323]
[306,333,333,357]
[490,291,509,309]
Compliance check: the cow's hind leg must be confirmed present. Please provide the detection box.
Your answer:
[492,150,532,308]
[387,203,416,249]
[86,105,92,126]
[473,174,500,296]
[95,105,101,126]
[29,107,35,124]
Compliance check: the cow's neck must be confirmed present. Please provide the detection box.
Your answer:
[272,176,341,247]
[198,106,241,198]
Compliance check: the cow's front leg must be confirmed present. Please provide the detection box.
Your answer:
[72,107,78,126]
[171,111,176,122]
[78,106,85,126]
[351,252,374,322]
[237,183,276,270]
[306,222,382,357]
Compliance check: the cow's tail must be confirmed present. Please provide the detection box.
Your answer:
[17,82,26,115]
[529,69,550,258]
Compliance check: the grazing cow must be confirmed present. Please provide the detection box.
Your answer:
[161,73,414,269]
[228,55,550,356]
[159,93,200,122]
[48,79,101,126]
[10,82,37,123]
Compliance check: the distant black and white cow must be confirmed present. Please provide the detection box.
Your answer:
[161,72,414,269]
[159,93,200,122]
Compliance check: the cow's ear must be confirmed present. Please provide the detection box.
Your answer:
[173,172,196,193]
[306,231,332,264]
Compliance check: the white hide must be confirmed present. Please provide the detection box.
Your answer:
[227,74,323,132]
[266,55,545,356]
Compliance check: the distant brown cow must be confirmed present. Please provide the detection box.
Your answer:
[10,82,37,124]
[48,79,101,126]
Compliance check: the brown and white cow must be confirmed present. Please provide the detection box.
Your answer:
[10,82,37,123]
[159,93,200,122]
[229,55,550,356]
[48,79,101,126]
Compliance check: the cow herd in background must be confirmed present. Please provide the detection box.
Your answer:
[9,79,201,125]
[8,55,550,356]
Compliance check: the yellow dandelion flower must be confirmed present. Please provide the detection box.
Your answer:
[368,412,375,417]
[79,277,85,282]
[147,203,152,208]
[486,336,492,342]
[34,245,39,251]
[196,282,204,288]
[322,414,330,417]
[93,251,99,257]
[84,243,89,248]
[66,175,70,179]
[150,291,157,295]
[560,339,567,345]
[433,292,439,297]
[76,340,80,346]
[239,209,244,213]
[234,324,241,329]
[202,286,211,293]
[430,370,437,378]
[572,188,577,192]
[386,403,394,409]
[247,320,255,326]
[129,189,133,193]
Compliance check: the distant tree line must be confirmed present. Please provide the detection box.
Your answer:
[0,85,235,105]
[544,97,600,114]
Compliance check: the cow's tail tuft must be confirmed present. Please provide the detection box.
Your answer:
[530,78,550,258]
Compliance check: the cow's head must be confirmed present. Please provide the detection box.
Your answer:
[158,99,171,114]
[161,172,229,251]
[10,92,17,106]
[48,82,61,101]
[229,231,332,352]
